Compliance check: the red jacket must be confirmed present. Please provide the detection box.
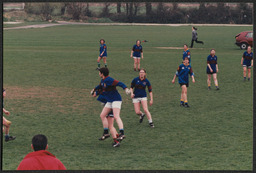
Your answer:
[17,150,66,170]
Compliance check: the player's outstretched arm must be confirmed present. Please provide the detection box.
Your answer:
[141,53,144,59]
[130,88,134,98]
[251,59,253,67]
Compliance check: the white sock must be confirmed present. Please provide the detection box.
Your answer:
[148,119,152,123]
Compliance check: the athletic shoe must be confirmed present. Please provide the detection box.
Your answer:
[180,102,185,107]
[149,122,155,128]
[139,113,145,123]
[216,86,220,90]
[248,78,251,81]
[112,141,120,147]
[96,67,100,70]
[98,134,110,141]
[117,134,126,142]
[184,104,190,108]
[5,136,16,142]
[208,86,211,90]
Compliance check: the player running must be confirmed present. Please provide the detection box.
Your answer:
[172,57,195,108]
[2,89,16,142]
[96,39,107,70]
[207,49,219,90]
[183,44,191,64]
[131,40,143,71]
[190,26,204,48]
[93,67,130,147]
[130,69,154,128]
[241,46,253,81]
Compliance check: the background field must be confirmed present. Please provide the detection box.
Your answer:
[3,24,253,170]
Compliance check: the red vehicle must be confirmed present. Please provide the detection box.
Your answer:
[235,31,253,50]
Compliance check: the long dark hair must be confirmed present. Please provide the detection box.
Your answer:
[192,26,197,30]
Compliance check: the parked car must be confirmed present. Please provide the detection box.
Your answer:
[235,31,253,50]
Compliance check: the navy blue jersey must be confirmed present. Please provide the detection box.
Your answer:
[95,76,127,102]
[99,44,107,57]
[183,49,191,63]
[131,77,152,98]
[207,55,217,73]
[132,45,143,57]
[243,51,253,66]
[176,64,194,84]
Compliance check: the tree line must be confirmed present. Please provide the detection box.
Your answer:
[24,2,252,24]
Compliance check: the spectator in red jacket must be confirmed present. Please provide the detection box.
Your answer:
[17,134,66,170]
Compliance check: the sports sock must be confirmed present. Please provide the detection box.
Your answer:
[113,138,119,143]
[104,63,107,67]
[104,128,109,134]
[148,119,152,123]
[98,63,100,68]
[119,129,124,135]
[180,99,184,104]
[244,77,246,80]
[5,134,9,140]
[248,78,250,81]
[184,100,188,105]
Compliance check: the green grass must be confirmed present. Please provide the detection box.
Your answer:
[3,24,253,170]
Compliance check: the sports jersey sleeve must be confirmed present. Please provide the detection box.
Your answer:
[131,78,136,88]
[242,52,246,58]
[146,79,152,92]
[94,84,101,91]
[176,66,181,76]
[189,67,194,76]
[187,51,191,58]
[112,79,127,89]
[132,45,136,51]
[207,56,210,64]
[103,45,106,52]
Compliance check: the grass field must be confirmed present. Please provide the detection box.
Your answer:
[2,24,253,170]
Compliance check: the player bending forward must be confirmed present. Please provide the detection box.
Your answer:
[3,89,16,142]
[130,68,154,128]
[93,67,130,147]
[172,57,195,108]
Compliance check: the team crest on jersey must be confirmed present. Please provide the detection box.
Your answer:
[143,82,146,85]
[188,67,190,70]
[182,67,184,69]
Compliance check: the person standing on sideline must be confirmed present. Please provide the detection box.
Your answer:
[17,134,66,170]
[131,40,143,71]
[207,49,219,90]
[241,46,253,81]
[130,68,154,128]
[190,26,204,48]
[96,39,107,70]
[172,57,195,108]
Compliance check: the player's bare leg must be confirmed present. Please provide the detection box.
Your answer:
[103,57,107,67]
[243,66,247,81]
[133,58,137,71]
[108,117,120,147]
[213,73,219,90]
[134,102,145,123]
[248,68,251,81]
[97,56,102,69]
[113,108,125,141]
[207,74,212,90]
[141,100,154,127]
[99,107,111,140]
[3,117,15,142]
[182,85,189,107]
[137,58,141,71]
